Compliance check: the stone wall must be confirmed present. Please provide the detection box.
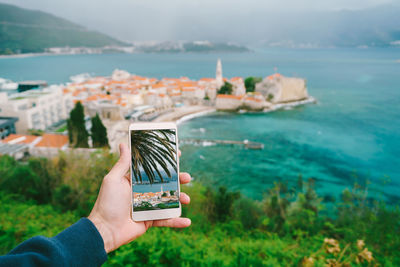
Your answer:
[215,95,242,111]
[256,75,308,103]
[279,77,308,103]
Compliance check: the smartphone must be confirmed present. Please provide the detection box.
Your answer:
[129,122,181,221]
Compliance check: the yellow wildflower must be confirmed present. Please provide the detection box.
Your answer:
[301,256,315,267]
[325,259,340,267]
[325,259,350,267]
[356,240,365,250]
[324,238,341,254]
[357,248,374,263]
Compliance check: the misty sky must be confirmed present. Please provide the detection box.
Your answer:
[0,0,396,43]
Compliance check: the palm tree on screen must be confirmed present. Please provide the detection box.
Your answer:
[131,129,177,184]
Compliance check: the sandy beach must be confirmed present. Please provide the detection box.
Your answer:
[153,98,316,124]
[153,105,216,123]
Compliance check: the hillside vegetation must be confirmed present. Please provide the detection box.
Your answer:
[0,152,399,266]
[0,3,126,54]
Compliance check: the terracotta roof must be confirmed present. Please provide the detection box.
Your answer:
[181,88,195,92]
[115,98,127,106]
[217,94,243,100]
[132,75,147,81]
[72,91,82,97]
[86,95,98,101]
[267,73,282,80]
[152,83,166,89]
[180,82,197,87]
[108,80,126,84]
[199,78,215,82]
[2,134,39,144]
[245,97,262,102]
[169,92,182,96]
[35,134,68,148]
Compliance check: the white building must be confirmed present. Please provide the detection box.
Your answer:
[111,69,131,81]
[230,77,246,96]
[0,86,73,133]
[216,59,223,89]
[198,78,217,100]
[121,92,144,106]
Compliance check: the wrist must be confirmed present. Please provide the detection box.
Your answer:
[88,215,115,253]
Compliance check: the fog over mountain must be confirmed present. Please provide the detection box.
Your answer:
[1,0,399,47]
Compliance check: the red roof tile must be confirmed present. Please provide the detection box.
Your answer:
[35,134,68,148]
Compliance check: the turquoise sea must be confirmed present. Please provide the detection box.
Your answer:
[1,48,399,202]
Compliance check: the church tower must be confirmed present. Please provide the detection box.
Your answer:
[216,59,223,89]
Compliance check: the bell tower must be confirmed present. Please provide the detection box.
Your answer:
[216,59,223,89]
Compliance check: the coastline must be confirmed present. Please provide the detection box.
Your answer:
[154,97,317,125]
[265,97,317,113]
[0,52,104,59]
[176,108,217,125]
[0,52,54,59]
[154,105,216,124]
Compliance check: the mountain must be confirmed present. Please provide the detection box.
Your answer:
[0,3,127,54]
[165,3,400,48]
[261,4,400,48]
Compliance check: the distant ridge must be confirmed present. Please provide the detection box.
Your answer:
[0,3,127,54]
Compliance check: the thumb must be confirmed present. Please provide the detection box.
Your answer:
[108,143,130,179]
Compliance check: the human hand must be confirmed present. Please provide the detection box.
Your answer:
[88,143,191,253]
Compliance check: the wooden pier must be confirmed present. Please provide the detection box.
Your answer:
[180,139,264,150]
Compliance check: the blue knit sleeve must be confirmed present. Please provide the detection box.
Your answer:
[0,218,107,267]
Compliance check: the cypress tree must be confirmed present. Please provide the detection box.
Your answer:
[67,101,89,148]
[91,113,109,148]
[217,82,233,95]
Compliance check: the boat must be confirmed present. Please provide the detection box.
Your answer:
[18,80,47,92]
[0,78,18,90]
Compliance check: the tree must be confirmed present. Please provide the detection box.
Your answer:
[244,77,262,93]
[67,101,89,148]
[218,82,233,95]
[205,186,241,223]
[91,113,109,148]
[130,129,177,184]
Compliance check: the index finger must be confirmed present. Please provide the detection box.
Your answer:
[152,217,191,228]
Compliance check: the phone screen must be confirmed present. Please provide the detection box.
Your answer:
[130,128,179,212]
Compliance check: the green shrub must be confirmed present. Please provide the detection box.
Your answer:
[0,152,399,265]
[0,192,78,255]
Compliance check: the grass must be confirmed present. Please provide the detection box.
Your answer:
[55,124,67,133]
